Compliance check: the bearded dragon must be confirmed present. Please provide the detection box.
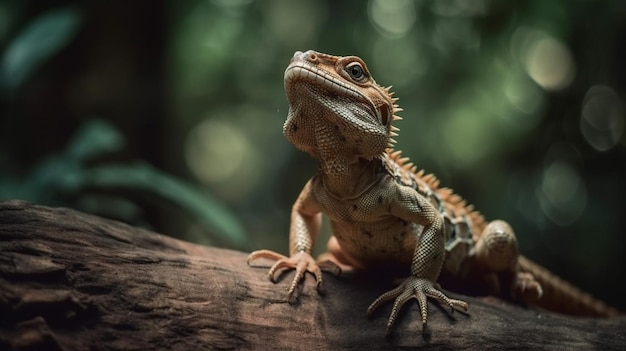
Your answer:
[248,50,619,336]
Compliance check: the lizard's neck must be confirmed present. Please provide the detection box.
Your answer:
[311,116,386,198]
[318,159,384,199]
[316,151,385,199]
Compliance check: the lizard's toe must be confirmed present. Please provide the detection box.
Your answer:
[514,272,543,302]
[425,286,469,313]
[317,259,342,276]
[247,249,288,266]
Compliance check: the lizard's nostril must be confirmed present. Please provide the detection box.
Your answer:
[302,50,317,62]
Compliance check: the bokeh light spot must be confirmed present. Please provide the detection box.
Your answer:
[185,119,253,197]
[511,27,575,91]
[524,37,575,91]
[368,0,416,38]
[580,85,625,151]
[538,160,586,226]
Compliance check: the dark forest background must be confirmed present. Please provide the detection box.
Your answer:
[1,0,625,312]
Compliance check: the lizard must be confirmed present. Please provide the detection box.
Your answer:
[248,50,620,336]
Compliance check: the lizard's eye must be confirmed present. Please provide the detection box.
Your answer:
[346,62,366,81]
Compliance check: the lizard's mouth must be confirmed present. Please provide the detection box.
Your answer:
[284,61,367,102]
[284,61,382,127]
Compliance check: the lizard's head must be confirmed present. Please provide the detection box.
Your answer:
[283,50,402,161]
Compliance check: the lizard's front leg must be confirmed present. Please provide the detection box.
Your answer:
[366,185,468,336]
[247,180,340,301]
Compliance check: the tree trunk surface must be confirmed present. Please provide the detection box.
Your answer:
[0,200,624,350]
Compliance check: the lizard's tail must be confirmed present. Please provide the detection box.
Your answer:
[518,255,621,317]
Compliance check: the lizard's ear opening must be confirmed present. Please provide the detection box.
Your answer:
[377,105,391,126]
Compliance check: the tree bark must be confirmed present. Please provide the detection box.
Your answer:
[0,200,624,350]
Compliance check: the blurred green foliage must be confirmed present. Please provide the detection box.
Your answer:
[0,118,247,248]
[0,6,81,93]
[0,0,625,310]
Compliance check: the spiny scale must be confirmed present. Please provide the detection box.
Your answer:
[381,77,488,239]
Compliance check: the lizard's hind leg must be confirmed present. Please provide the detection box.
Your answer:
[474,220,543,302]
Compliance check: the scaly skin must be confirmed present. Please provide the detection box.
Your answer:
[248,50,619,337]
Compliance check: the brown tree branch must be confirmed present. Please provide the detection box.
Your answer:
[0,200,624,350]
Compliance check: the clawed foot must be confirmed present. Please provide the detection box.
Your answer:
[247,250,341,302]
[366,276,468,337]
[513,271,543,302]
